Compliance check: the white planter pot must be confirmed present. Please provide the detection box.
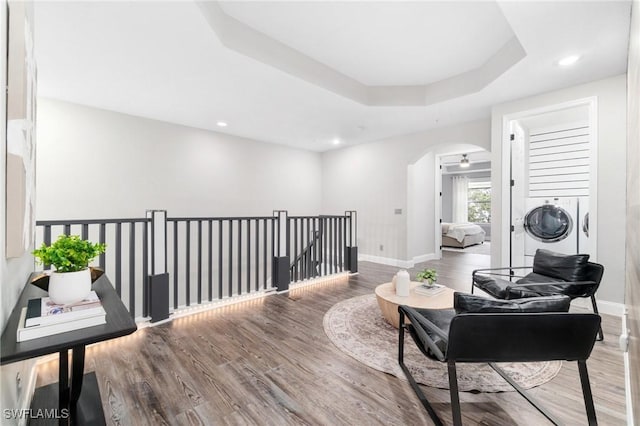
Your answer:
[48,269,91,305]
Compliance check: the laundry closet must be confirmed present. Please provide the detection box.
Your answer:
[509,103,595,267]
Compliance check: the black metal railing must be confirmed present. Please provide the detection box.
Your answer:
[166,216,275,310]
[287,212,358,282]
[35,218,150,319]
[36,209,357,322]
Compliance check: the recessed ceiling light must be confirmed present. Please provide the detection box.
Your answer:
[216,121,228,127]
[333,138,341,145]
[558,55,581,67]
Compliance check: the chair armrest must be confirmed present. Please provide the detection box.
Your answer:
[471,266,532,292]
[399,306,448,361]
[472,266,532,275]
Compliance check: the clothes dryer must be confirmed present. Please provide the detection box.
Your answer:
[523,197,579,261]
[577,197,591,255]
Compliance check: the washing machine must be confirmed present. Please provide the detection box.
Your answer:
[577,197,591,255]
[523,197,579,261]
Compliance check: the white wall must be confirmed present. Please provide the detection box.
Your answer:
[407,152,434,261]
[36,99,323,219]
[491,74,627,305]
[321,119,490,264]
[1,1,38,421]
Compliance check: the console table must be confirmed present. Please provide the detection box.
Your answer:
[1,274,137,425]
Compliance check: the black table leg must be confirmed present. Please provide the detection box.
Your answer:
[70,345,86,405]
[58,350,69,413]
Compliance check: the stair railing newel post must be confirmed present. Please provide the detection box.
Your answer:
[145,210,169,323]
[272,210,290,292]
[345,210,358,273]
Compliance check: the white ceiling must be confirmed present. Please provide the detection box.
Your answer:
[219,1,515,86]
[33,1,631,152]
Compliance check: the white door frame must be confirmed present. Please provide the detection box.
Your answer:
[499,96,598,267]
[435,149,492,259]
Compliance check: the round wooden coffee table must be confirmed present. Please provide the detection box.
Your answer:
[375,281,456,328]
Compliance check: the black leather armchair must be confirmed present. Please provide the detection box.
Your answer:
[398,292,601,426]
[471,249,605,340]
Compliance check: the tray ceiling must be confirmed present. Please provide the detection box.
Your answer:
[34,1,631,152]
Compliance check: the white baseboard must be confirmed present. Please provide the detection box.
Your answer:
[359,253,437,269]
[571,297,624,317]
[412,253,438,265]
[359,254,412,268]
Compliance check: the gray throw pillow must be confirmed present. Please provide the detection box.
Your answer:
[454,292,571,314]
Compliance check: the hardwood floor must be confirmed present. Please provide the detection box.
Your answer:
[35,251,626,425]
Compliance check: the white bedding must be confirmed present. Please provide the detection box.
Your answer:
[442,222,485,243]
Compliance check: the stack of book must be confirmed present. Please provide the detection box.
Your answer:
[16,291,106,342]
[414,283,446,297]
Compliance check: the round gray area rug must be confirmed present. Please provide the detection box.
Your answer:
[323,294,562,393]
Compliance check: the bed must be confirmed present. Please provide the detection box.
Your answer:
[441,222,486,248]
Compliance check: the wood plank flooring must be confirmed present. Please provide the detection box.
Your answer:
[35,251,626,425]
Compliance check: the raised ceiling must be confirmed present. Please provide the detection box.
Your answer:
[34,1,631,152]
[218,1,516,86]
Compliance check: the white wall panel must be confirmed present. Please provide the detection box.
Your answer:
[527,123,590,198]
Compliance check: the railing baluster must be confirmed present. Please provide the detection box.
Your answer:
[270,218,274,290]
[197,220,202,304]
[262,219,275,290]
[339,217,343,271]
[312,218,317,278]
[327,218,332,274]
[82,224,88,240]
[254,219,260,291]
[208,220,213,302]
[333,217,337,274]
[238,220,242,295]
[142,220,148,317]
[99,223,106,269]
[247,219,251,294]
[116,222,122,297]
[43,225,51,246]
[321,218,326,276]
[129,222,136,319]
[302,218,307,280]
[186,221,191,306]
[173,221,178,309]
[293,218,298,282]
[218,220,223,299]
[64,224,71,236]
[229,220,233,297]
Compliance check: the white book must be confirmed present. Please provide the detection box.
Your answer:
[414,283,446,297]
[17,308,106,342]
[25,291,105,328]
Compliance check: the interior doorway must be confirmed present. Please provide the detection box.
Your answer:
[406,143,490,266]
[506,99,597,268]
[437,150,491,258]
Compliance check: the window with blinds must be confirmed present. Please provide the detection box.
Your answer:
[527,125,590,198]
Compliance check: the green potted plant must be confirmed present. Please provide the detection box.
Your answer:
[33,235,106,304]
[416,268,437,286]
